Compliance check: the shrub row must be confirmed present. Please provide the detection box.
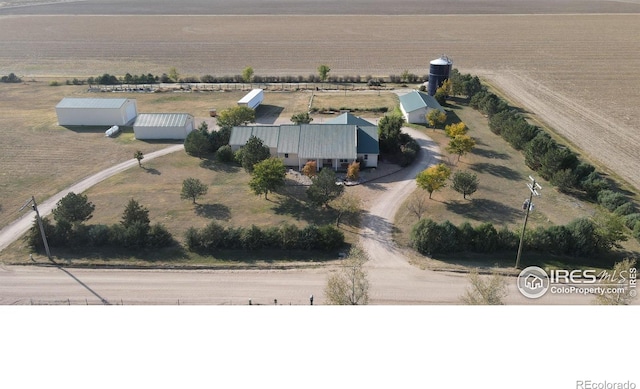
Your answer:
[70,72,432,86]
[27,218,174,251]
[410,218,622,258]
[185,222,344,253]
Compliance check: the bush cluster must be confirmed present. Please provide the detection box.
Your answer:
[410,218,622,258]
[185,222,344,254]
[1,73,22,83]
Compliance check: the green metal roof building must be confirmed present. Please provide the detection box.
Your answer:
[399,90,445,124]
[230,121,379,171]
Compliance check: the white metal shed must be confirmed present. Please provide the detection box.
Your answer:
[237,89,264,109]
[55,98,138,126]
[133,113,195,140]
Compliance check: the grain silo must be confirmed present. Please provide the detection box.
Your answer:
[427,55,453,96]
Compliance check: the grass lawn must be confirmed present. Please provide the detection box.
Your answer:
[394,99,640,270]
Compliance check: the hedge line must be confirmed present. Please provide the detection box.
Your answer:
[185,222,344,254]
[411,218,623,259]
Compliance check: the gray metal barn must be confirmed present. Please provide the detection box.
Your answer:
[133,113,195,140]
[55,98,138,126]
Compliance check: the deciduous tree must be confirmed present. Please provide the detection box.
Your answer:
[242,66,254,84]
[452,171,479,199]
[325,246,369,305]
[134,150,144,167]
[406,192,428,221]
[329,193,362,227]
[445,122,468,138]
[181,177,209,204]
[446,135,476,161]
[290,112,313,125]
[216,106,255,130]
[249,158,286,200]
[460,269,508,305]
[426,109,446,129]
[302,161,317,178]
[317,64,331,86]
[416,163,451,199]
[346,161,360,182]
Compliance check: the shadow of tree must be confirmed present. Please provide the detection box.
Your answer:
[195,203,231,221]
[445,198,521,224]
[471,147,511,160]
[143,167,161,175]
[469,162,522,180]
[200,158,240,173]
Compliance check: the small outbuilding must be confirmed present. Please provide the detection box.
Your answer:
[237,89,264,109]
[56,97,138,126]
[133,113,195,140]
[398,90,445,124]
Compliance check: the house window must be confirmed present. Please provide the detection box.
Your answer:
[364,155,368,160]
[339,159,348,163]
[284,153,289,158]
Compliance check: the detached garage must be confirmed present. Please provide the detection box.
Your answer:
[133,113,195,140]
[56,98,137,126]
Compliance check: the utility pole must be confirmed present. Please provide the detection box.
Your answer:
[515,176,541,269]
[20,196,52,260]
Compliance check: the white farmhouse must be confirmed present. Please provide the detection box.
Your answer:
[398,90,445,124]
[133,113,194,140]
[55,98,138,126]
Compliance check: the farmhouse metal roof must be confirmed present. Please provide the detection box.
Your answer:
[56,97,131,109]
[298,124,356,160]
[134,113,192,127]
[228,126,280,148]
[399,90,444,113]
[231,122,377,160]
[325,112,375,127]
[277,125,301,154]
[357,126,380,154]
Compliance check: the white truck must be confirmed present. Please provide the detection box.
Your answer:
[237,89,264,110]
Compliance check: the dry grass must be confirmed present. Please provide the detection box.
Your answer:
[311,91,397,116]
[393,102,640,257]
[0,83,308,230]
[1,149,362,264]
